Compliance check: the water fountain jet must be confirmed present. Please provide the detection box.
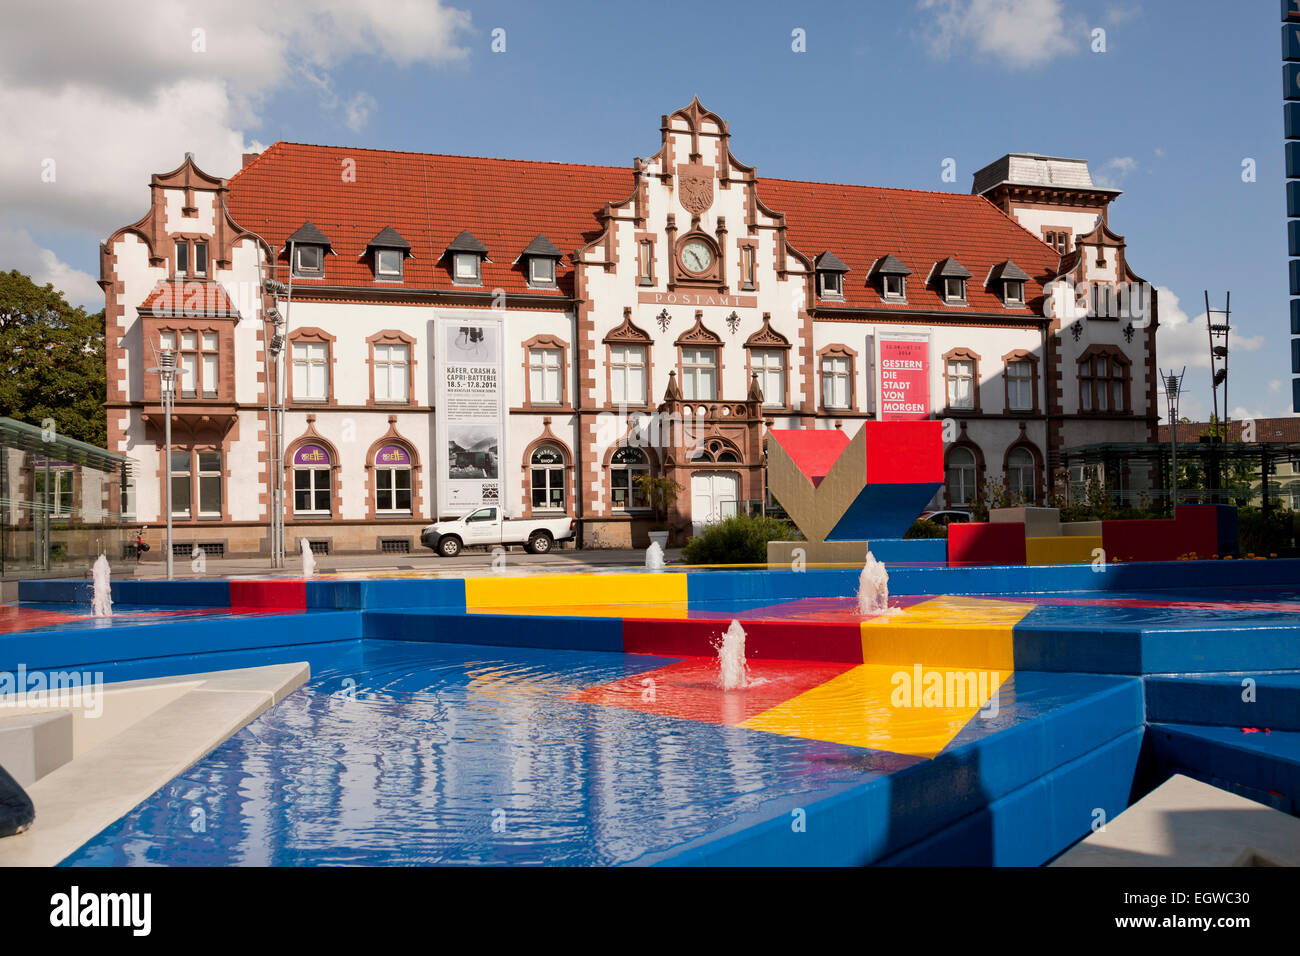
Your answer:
[91,553,113,618]
[715,619,749,690]
[300,537,316,578]
[645,540,665,571]
[857,550,890,615]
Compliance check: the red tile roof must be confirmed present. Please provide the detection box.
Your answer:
[226,142,1063,311]
[139,280,240,318]
[760,178,1060,313]
[1158,418,1300,443]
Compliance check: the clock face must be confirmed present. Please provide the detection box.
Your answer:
[680,240,713,274]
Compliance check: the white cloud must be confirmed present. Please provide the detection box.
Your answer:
[1154,286,1266,423]
[1093,156,1138,188]
[0,225,101,307]
[1270,379,1283,393]
[344,93,378,134]
[917,0,1080,69]
[0,80,261,235]
[1154,285,1263,372]
[0,1,473,280]
[1158,386,1206,425]
[1104,4,1141,25]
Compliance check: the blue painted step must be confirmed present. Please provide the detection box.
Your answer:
[648,673,1144,866]
[1148,722,1300,815]
[876,727,1145,866]
[1146,672,1300,732]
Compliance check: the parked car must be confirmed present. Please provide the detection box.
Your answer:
[920,509,972,528]
[420,507,576,557]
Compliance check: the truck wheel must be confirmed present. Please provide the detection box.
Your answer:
[438,535,462,558]
[527,531,553,554]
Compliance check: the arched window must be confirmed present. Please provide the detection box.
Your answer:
[716,450,739,463]
[374,444,412,514]
[1006,447,1035,502]
[610,446,649,509]
[946,447,977,507]
[293,444,332,516]
[530,445,566,511]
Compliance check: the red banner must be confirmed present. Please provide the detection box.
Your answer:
[879,339,930,420]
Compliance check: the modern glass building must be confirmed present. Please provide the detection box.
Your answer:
[0,417,133,576]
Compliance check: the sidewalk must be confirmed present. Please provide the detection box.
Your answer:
[120,546,687,580]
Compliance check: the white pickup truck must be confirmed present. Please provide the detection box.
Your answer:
[420,507,576,557]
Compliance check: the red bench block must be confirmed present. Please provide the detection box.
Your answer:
[622,618,864,663]
[946,521,1027,567]
[1102,506,1223,563]
[229,580,306,610]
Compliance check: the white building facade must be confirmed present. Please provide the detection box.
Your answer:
[100,100,1157,556]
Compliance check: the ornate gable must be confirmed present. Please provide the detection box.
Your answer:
[744,312,790,349]
[603,307,653,344]
[674,310,722,346]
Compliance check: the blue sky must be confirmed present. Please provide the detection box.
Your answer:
[3,0,1293,420]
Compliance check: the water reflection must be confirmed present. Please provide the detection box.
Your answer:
[64,641,883,866]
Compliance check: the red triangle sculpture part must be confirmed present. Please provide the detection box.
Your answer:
[767,429,850,488]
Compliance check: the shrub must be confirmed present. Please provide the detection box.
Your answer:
[904,518,946,539]
[1236,506,1295,556]
[682,514,802,565]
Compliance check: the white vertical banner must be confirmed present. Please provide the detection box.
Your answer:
[435,316,507,516]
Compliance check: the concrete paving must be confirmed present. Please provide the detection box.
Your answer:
[117,546,686,580]
[0,662,309,867]
[1053,773,1300,866]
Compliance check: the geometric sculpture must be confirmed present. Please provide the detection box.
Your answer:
[767,422,945,544]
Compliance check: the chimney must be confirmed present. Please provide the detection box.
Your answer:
[242,152,261,168]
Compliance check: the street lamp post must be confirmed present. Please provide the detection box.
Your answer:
[1162,366,1186,516]
[147,345,178,579]
[263,286,286,569]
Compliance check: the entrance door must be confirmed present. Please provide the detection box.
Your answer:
[690,472,739,534]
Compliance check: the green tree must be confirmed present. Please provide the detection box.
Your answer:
[0,270,106,446]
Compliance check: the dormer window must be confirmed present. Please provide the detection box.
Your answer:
[872,254,911,303]
[193,242,208,277]
[453,253,480,283]
[285,222,332,279]
[990,259,1030,308]
[814,250,850,301]
[445,229,489,286]
[294,245,324,278]
[176,242,189,277]
[933,257,972,306]
[529,257,555,286]
[366,226,412,283]
[517,234,562,289]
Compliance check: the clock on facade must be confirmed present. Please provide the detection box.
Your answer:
[680,239,713,274]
